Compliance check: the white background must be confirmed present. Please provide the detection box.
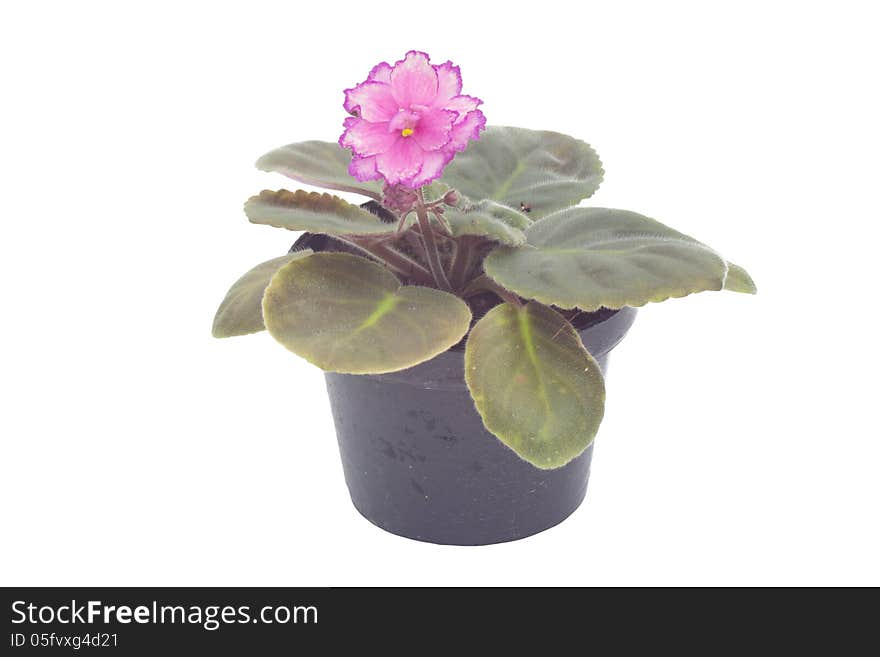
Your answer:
[2,1,878,586]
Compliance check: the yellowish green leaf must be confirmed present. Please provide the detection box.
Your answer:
[212,250,312,338]
[263,253,472,374]
[724,262,757,294]
[465,301,605,469]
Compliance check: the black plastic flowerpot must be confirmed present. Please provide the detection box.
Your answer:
[324,306,638,545]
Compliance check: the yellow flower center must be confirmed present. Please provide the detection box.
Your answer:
[401,128,414,137]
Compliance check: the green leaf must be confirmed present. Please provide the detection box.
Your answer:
[440,126,603,219]
[464,301,605,469]
[262,252,472,374]
[724,262,757,294]
[484,207,728,310]
[212,250,312,338]
[256,141,382,199]
[442,200,531,246]
[245,189,398,236]
[421,181,451,203]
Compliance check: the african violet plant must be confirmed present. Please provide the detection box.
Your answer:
[213,51,755,470]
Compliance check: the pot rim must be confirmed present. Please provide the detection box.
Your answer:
[331,305,638,390]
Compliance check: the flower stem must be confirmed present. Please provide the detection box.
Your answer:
[414,199,452,291]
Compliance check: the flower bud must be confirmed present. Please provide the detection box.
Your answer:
[382,183,418,213]
[442,190,461,206]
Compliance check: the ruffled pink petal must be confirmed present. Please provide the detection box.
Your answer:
[447,110,486,152]
[343,81,398,122]
[445,95,482,121]
[432,61,462,107]
[348,155,380,181]
[390,51,438,108]
[410,150,454,187]
[412,108,455,151]
[388,109,420,133]
[340,53,485,188]
[368,62,392,84]
[376,138,424,186]
[339,118,399,157]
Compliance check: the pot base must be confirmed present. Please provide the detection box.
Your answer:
[325,307,636,545]
[327,373,600,546]
[345,448,593,546]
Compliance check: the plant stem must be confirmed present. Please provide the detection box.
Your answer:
[335,236,433,285]
[370,241,435,285]
[449,236,476,291]
[461,274,523,307]
[429,208,453,237]
[414,199,452,291]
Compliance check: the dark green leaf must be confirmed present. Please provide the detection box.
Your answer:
[442,200,530,246]
[256,141,382,199]
[245,189,398,236]
[484,207,727,310]
[440,126,603,219]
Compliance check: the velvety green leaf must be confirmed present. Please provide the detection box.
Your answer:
[464,301,605,469]
[724,262,757,294]
[245,189,398,236]
[212,250,312,338]
[263,252,472,374]
[484,207,728,310]
[256,141,382,199]
[442,200,531,246]
[422,181,451,203]
[440,126,603,219]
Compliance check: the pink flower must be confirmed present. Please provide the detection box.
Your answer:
[339,51,486,188]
